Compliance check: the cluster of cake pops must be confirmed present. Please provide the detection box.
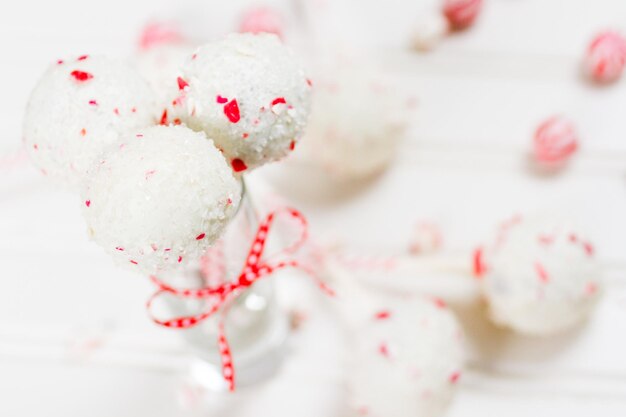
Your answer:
[23,33,312,275]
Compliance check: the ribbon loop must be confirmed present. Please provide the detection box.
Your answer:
[145,207,331,391]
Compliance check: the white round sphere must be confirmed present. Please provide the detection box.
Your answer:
[478,215,601,335]
[348,298,464,417]
[301,73,410,180]
[81,125,241,275]
[23,55,158,188]
[177,33,312,172]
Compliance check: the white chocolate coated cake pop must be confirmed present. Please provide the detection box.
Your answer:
[476,215,601,335]
[348,297,464,417]
[23,55,158,188]
[81,125,241,275]
[176,33,312,172]
[301,72,410,180]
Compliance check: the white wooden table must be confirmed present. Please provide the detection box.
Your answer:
[2,0,626,415]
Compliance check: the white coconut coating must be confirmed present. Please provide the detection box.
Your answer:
[23,55,158,189]
[81,125,241,275]
[348,298,464,417]
[177,33,312,171]
[479,216,601,335]
[301,73,410,180]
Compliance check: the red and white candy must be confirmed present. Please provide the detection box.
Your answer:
[23,55,158,189]
[81,125,241,275]
[348,297,464,417]
[442,0,483,31]
[532,116,578,164]
[584,31,626,83]
[177,33,312,172]
[238,6,284,38]
[476,215,601,335]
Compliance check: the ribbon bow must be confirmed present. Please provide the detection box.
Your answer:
[146,208,333,391]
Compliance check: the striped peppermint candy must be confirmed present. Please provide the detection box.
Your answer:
[585,31,626,83]
[442,0,483,30]
[533,116,578,164]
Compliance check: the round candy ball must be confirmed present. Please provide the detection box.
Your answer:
[442,0,483,30]
[584,31,626,84]
[348,298,464,417]
[533,116,578,165]
[301,72,410,180]
[177,33,312,172]
[23,55,158,189]
[476,215,601,335]
[81,125,241,275]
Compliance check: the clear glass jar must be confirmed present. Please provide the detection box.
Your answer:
[154,183,288,391]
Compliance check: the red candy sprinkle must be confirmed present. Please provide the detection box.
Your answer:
[433,297,447,309]
[231,158,247,172]
[378,342,391,358]
[289,140,296,150]
[70,70,93,82]
[473,247,486,277]
[271,97,286,106]
[88,100,98,106]
[80,128,87,136]
[306,78,313,87]
[130,260,138,265]
[115,247,124,251]
[177,77,189,90]
[85,200,91,207]
[449,371,461,384]
[196,233,206,240]
[535,262,549,283]
[216,95,228,104]
[242,133,249,139]
[374,310,391,320]
[178,256,183,263]
[224,99,241,123]
[159,109,168,125]
[57,59,64,65]
[77,55,89,61]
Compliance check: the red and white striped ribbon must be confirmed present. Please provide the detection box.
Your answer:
[146,207,334,391]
